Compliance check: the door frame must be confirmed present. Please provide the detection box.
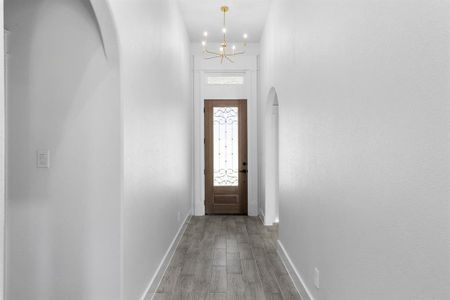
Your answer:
[193,60,258,216]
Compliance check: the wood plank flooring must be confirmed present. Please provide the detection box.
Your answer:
[148,216,301,300]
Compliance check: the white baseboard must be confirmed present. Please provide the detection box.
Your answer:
[277,240,314,300]
[259,210,265,225]
[259,209,274,226]
[141,211,192,300]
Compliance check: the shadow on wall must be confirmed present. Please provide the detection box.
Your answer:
[263,87,279,225]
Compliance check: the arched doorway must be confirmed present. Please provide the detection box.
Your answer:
[263,87,279,225]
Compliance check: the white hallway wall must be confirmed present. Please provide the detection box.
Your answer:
[5,0,192,299]
[5,0,121,299]
[108,0,193,299]
[260,0,450,299]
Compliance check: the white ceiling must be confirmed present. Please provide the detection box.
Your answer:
[177,0,272,43]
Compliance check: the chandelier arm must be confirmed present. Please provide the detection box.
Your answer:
[225,56,235,63]
[205,55,222,60]
[229,51,246,56]
[205,49,221,56]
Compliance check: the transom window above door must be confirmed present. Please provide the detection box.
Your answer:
[207,76,244,85]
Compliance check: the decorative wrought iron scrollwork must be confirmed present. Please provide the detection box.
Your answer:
[213,107,239,186]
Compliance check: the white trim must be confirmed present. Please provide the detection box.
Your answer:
[141,211,192,300]
[277,240,314,300]
[259,209,272,226]
[1,7,6,299]
[259,210,265,225]
[259,209,276,226]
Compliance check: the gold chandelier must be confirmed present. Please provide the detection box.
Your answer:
[201,6,248,63]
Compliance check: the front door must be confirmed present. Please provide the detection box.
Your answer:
[204,100,248,215]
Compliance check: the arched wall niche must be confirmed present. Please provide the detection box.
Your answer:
[267,87,279,107]
[89,0,120,64]
[263,87,280,225]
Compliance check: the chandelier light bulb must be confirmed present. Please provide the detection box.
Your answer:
[232,45,236,50]
[220,47,224,52]
[222,27,227,34]
[243,33,248,39]
[203,31,208,37]
[202,41,206,46]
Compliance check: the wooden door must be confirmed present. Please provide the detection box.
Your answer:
[205,100,248,215]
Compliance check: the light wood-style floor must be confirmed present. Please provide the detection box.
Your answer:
[149,215,301,300]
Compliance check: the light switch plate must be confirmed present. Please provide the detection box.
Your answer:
[37,150,50,168]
